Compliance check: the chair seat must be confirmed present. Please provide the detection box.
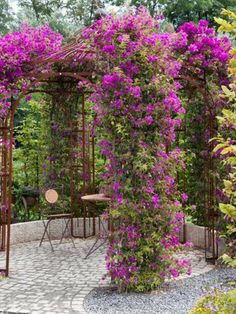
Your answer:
[47,213,73,219]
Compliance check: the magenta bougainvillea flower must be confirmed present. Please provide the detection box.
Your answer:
[0,24,62,117]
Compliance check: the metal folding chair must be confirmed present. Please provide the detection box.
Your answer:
[39,189,75,251]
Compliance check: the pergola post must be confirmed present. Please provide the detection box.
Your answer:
[0,113,12,276]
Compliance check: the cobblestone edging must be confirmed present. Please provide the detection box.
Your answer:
[0,239,215,314]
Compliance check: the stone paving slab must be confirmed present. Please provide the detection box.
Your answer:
[0,239,109,314]
[0,238,214,314]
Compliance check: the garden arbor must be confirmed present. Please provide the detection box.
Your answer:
[0,9,231,290]
[0,39,96,276]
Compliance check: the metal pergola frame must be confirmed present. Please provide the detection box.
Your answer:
[0,63,96,276]
[177,73,220,264]
[0,39,221,276]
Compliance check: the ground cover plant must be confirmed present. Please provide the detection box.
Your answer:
[189,288,236,314]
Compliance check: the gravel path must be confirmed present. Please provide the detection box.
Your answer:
[84,267,236,314]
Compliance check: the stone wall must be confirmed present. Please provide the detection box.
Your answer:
[180,223,225,256]
[1,220,226,255]
[8,217,109,245]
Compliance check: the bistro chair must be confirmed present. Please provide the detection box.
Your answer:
[39,189,75,251]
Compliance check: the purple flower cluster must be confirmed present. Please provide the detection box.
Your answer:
[177,20,231,69]
[0,24,62,117]
[106,225,141,285]
[1,204,8,213]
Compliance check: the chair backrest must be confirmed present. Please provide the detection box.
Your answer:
[45,189,58,204]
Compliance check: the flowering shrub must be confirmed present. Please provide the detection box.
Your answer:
[0,24,62,117]
[82,7,191,291]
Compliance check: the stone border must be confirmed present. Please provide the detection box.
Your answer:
[7,218,107,245]
[1,220,226,255]
[180,223,225,255]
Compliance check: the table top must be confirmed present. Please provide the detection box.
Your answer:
[81,193,111,202]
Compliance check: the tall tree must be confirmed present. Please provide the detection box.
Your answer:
[18,0,63,20]
[17,0,69,36]
[159,0,236,26]
[0,0,15,35]
[17,0,104,36]
[108,0,236,27]
[65,0,104,26]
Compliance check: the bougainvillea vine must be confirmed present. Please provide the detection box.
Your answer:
[173,19,231,224]
[0,6,232,291]
[82,7,193,291]
[0,23,62,117]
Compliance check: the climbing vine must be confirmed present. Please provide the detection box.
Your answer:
[82,8,192,291]
[0,7,233,291]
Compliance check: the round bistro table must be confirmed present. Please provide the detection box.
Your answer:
[81,194,111,258]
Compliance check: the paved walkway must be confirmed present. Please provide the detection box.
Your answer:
[0,239,214,314]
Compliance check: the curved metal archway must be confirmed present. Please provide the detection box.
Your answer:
[0,70,95,276]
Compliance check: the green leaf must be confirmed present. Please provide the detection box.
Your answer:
[222,254,236,267]
[219,203,236,219]
[213,143,227,152]
[221,146,233,155]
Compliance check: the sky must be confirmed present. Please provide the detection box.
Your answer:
[9,0,18,13]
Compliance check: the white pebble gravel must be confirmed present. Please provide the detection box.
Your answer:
[84,267,236,314]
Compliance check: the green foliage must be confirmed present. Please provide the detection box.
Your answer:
[0,0,15,34]
[214,10,236,266]
[7,0,236,37]
[12,86,105,221]
[160,0,236,27]
[39,87,81,211]
[12,96,44,221]
[64,0,104,26]
[215,9,236,35]
[17,0,103,36]
[189,288,236,314]
[14,97,44,188]
[108,0,236,26]
[179,94,212,225]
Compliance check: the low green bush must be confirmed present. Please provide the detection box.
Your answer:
[189,288,236,314]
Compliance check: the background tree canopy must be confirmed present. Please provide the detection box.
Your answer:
[0,0,104,36]
[110,0,236,26]
[0,0,15,34]
[1,0,235,37]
